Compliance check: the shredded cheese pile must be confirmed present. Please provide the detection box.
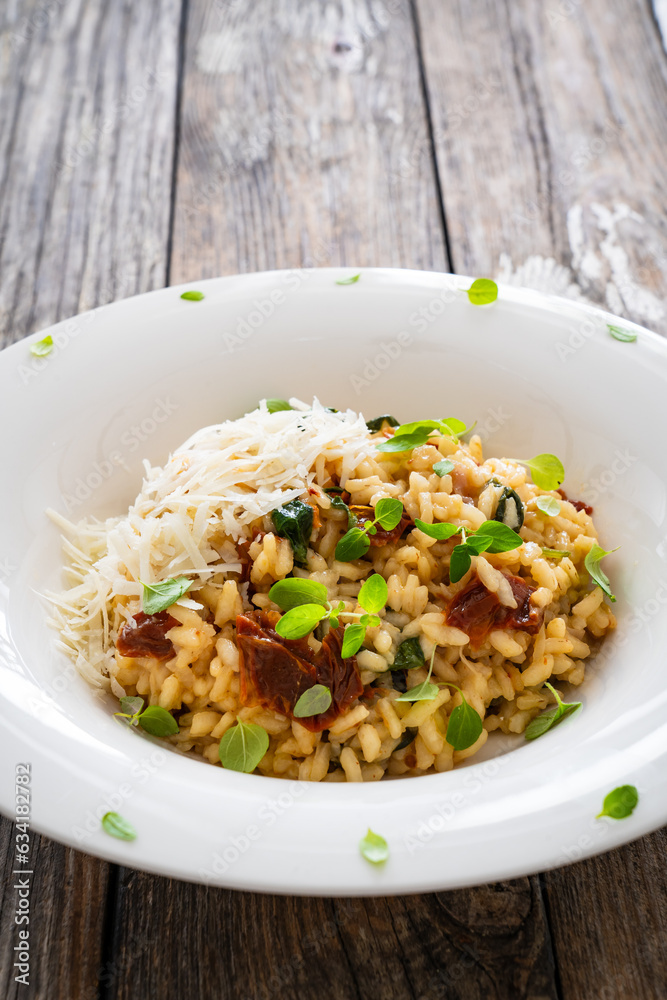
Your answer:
[48,399,376,687]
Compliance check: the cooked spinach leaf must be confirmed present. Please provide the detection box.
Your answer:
[394,727,418,751]
[366,414,400,432]
[493,486,525,530]
[271,499,314,566]
[391,637,426,671]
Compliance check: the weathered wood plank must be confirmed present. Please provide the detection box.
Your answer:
[107,874,556,1000]
[0,0,181,996]
[0,0,182,348]
[106,5,558,1000]
[169,0,448,282]
[416,1,667,996]
[415,0,667,334]
[0,820,109,1000]
[543,828,667,1000]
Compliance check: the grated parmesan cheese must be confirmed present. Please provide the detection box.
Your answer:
[48,399,376,680]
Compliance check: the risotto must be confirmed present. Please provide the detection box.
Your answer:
[50,398,616,782]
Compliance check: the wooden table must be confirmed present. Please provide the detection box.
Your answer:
[1,2,667,997]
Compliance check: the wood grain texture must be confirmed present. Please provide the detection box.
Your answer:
[0,0,182,996]
[415,3,667,998]
[107,874,556,1000]
[0,0,182,348]
[543,828,667,1000]
[105,5,557,1000]
[0,820,109,1000]
[169,0,448,281]
[415,0,667,334]
[2,1,667,999]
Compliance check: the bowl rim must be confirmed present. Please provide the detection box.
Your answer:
[2,266,666,895]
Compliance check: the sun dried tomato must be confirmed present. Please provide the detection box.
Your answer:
[445,574,543,648]
[116,611,179,661]
[557,489,593,515]
[349,505,412,546]
[236,610,363,732]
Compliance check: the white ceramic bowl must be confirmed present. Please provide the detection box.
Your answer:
[2,268,666,895]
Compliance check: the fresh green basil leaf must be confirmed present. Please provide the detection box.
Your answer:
[366,415,400,432]
[335,527,371,562]
[141,576,192,614]
[465,534,494,556]
[275,604,329,639]
[180,290,205,301]
[138,705,179,737]
[446,697,483,750]
[374,497,404,530]
[268,578,329,611]
[439,417,471,439]
[520,454,565,491]
[391,637,425,670]
[396,680,440,702]
[433,459,455,477]
[474,520,523,553]
[358,573,388,614]
[608,324,637,343]
[584,543,618,602]
[542,548,570,560]
[375,431,430,453]
[360,613,381,628]
[293,684,332,718]
[466,278,498,305]
[118,695,144,718]
[271,498,314,567]
[101,811,137,841]
[218,720,269,773]
[597,784,638,820]
[449,544,472,583]
[335,273,361,285]
[524,682,581,741]
[414,519,462,541]
[29,334,54,357]
[535,496,561,517]
[359,828,389,864]
[265,398,293,413]
[341,623,366,658]
[394,419,442,438]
